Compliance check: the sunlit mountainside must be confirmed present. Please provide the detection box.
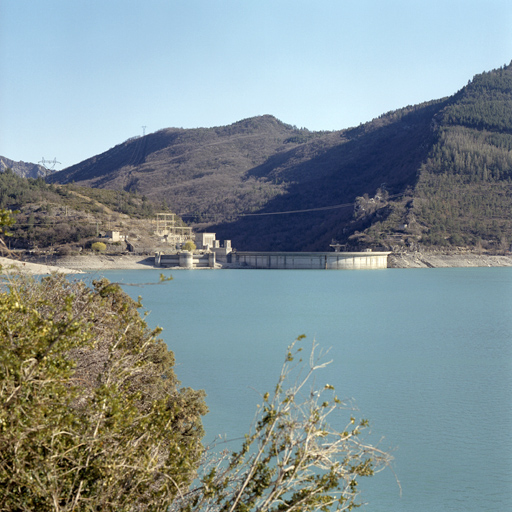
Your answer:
[0,157,46,179]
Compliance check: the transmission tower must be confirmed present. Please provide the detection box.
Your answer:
[142,125,147,136]
[38,157,61,178]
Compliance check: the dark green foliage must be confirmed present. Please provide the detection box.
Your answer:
[443,65,512,133]
[0,168,48,209]
[0,273,207,511]
[407,63,512,249]
[66,185,157,218]
[0,169,164,249]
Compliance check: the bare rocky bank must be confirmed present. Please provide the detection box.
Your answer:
[49,254,157,271]
[0,254,155,275]
[55,252,511,271]
[388,252,512,268]
[2,252,512,275]
[0,256,84,274]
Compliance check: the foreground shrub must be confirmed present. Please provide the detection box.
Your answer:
[0,273,206,512]
[0,271,392,512]
[179,339,394,512]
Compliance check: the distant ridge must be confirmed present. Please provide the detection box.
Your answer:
[0,156,47,178]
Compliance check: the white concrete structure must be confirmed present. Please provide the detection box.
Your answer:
[106,231,123,242]
[232,251,390,269]
[195,233,217,250]
[155,251,216,268]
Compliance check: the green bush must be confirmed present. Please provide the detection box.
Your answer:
[182,240,196,252]
[91,241,107,252]
[0,273,206,511]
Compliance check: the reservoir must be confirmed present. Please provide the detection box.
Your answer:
[91,267,512,512]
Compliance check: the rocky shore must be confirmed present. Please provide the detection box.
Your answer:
[0,256,84,275]
[0,254,156,275]
[47,254,157,272]
[2,251,511,276]
[388,252,512,268]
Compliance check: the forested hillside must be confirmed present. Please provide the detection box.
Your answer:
[49,116,343,231]
[411,65,512,250]
[211,100,447,250]
[0,169,164,252]
[47,63,512,252]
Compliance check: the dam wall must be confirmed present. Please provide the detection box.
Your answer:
[154,250,390,270]
[232,251,390,270]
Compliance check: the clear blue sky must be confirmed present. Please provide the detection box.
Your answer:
[1,0,511,169]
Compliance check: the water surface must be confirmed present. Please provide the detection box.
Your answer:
[93,267,512,511]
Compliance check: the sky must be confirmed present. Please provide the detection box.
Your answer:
[1,0,512,169]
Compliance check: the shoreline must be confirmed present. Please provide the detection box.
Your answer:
[0,254,156,275]
[0,256,85,275]
[1,252,511,275]
[388,252,512,268]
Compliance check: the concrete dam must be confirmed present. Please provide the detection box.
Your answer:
[155,250,390,269]
[232,251,390,270]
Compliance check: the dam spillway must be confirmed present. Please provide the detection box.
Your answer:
[231,251,391,270]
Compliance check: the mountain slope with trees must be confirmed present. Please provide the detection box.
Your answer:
[0,169,172,255]
[48,63,512,252]
[49,116,324,227]
[407,65,512,251]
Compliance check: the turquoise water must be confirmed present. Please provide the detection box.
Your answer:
[92,268,512,511]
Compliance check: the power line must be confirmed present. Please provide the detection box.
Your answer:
[240,201,356,216]
[180,193,404,220]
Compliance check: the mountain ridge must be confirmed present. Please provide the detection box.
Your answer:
[10,63,512,252]
[0,157,47,178]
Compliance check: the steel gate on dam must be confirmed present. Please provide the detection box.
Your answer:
[232,251,391,269]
